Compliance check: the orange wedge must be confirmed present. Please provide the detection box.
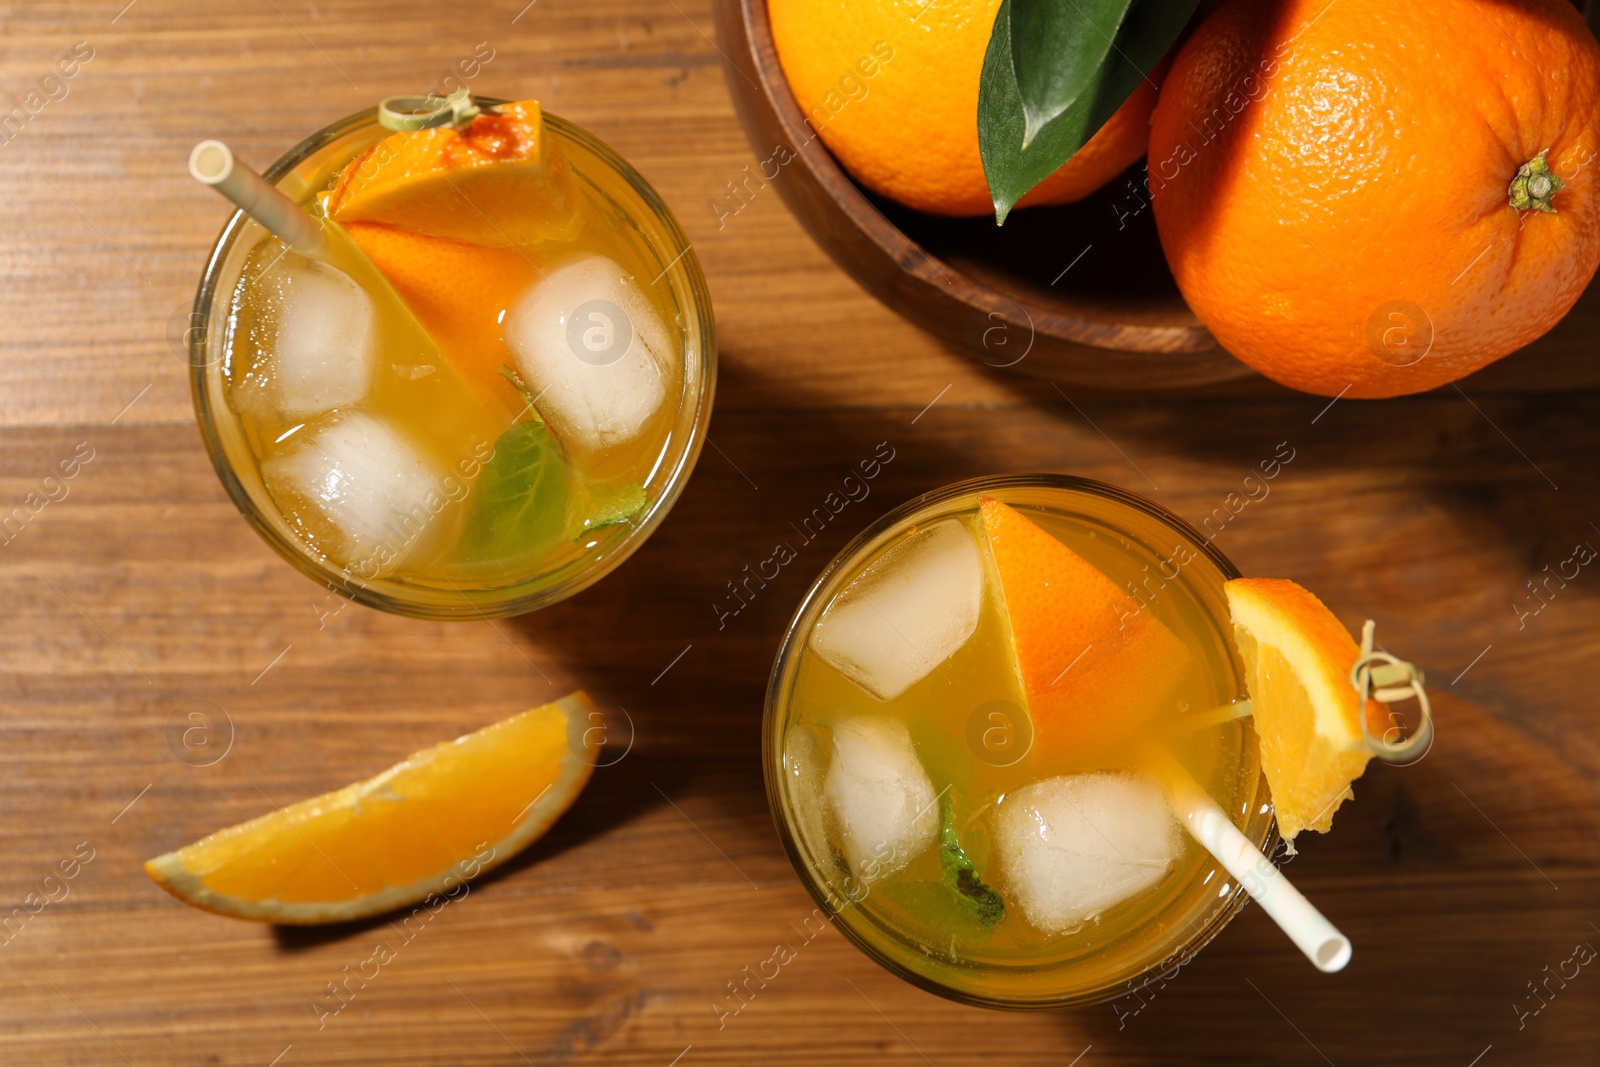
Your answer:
[325,100,579,246]
[1225,579,1387,842]
[342,220,539,414]
[145,692,598,923]
[980,498,1191,763]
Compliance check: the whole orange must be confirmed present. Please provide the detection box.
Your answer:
[1149,0,1600,397]
[768,0,1160,216]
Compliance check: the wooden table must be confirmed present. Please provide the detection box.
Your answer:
[3,3,1597,1064]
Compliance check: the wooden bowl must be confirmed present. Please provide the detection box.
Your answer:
[711,0,1253,390]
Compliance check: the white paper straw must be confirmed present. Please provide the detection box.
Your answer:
[188,140,326,258]
[1156,749,1352,973]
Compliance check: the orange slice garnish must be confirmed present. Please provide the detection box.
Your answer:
[144,692,598,923]
[325,100,579,246]
[1225,578,1387,842]
[342,220,540,414]
[979,497,1191,762]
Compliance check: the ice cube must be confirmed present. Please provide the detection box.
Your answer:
[823,716,938,881]
[262,411,444,573]
[269,258,376,417]
[810,519,983,701]
[504,255,672,451]
[994,772,1180,935]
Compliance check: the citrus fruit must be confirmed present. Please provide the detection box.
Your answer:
[145,692,599,923]
[1150,0,1600,398]
[325,100,579,246]
[1224,579,1387,842]
[768,0,1160,216]
[343,220,538,416]
[979,497,1190,762]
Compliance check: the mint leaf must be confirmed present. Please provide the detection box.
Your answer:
[876,880,996,948]
[980,0,1196,223]
[939,795,1004,927]
[457,419,568,564]
[571,482,646,541]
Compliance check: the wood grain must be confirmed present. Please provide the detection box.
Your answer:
[2,3,1600,1066]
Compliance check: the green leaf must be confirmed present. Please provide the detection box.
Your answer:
[1010,0,1134,147]
[457,419,569,564]
[980,0,1197,224]
[570,482,647,541]
[938,795,1004,928]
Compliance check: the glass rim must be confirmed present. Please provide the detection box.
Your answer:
[188,101,717,620]
[761,472,1276,1011]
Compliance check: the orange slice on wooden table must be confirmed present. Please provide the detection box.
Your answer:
[145,692,598,923]
[342,220,540,415]
[325,100,580,246]
[1225,579,1388,843]
[980,498,1191,763]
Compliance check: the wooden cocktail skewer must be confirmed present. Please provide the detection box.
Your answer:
[1350,619,1432,763]
[1167,620,1432,760]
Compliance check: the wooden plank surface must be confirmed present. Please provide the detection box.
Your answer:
[2,3,1599,1066]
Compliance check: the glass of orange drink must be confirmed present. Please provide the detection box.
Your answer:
[765,474,1278,1008]
[189,95,714,618]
